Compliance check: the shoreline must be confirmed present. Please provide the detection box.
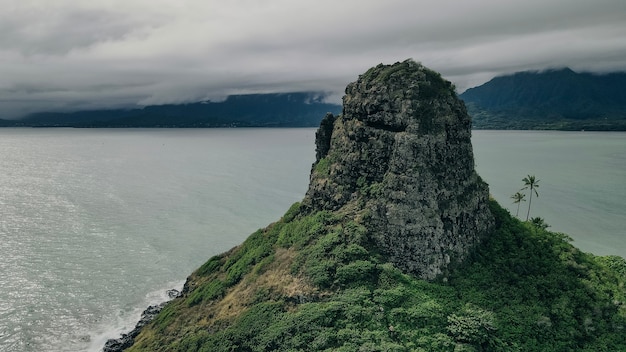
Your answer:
[103,289,181,352]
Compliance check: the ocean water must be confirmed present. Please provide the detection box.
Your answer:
[0,128,316,352]
[472,130,626,256]
[0,128,624,351]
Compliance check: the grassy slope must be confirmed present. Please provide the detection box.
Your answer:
[129,200,626,352]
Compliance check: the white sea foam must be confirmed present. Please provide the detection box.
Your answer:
[87,280,185,352]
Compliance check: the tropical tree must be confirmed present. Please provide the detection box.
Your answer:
[511,192,526,218]
[530,217,550,230]
[521,175,540,221]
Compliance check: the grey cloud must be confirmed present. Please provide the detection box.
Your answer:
[1,0,625,118]
[0,6,152,56]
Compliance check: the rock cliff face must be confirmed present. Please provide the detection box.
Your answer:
[304,59,493,279]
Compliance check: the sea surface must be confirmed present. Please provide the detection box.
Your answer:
[0,128,624,352]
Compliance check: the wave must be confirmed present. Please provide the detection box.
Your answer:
[86,280,185,352]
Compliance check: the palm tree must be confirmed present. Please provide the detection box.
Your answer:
[511,191,526,217]
[521,175,540,221]
[530,217,550,230]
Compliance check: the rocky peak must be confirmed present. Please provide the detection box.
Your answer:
[304,59,494,279]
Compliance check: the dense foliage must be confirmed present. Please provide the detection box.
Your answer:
[460,68,626,130]
[129,200,626,351]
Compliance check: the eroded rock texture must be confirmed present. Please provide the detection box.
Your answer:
[303,59,494,279]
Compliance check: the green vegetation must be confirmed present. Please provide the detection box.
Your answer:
[359,60,454,104]
[467,109,626,131]
[530,217,550,230]
[129,200,626,352]
[461,68,626,131]
[314,157,332,177]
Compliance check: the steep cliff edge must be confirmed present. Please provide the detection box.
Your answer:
[304,60,493,279]
[121,60,626,352]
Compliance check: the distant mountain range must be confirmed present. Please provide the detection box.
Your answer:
[1,92,341,128]
[3,69,625,130]
[460,68,626,130]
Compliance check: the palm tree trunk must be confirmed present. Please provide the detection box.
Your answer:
[526,191,533,221]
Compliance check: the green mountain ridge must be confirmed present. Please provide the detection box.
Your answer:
[111,61,626,351]
[5,92,341,128]
[460,68,626,130]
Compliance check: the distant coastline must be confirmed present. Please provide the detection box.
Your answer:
[5,67,626,131]
[0,92,342,129]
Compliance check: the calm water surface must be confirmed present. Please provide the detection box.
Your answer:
[472,130,626,256]
[0,128,623,351]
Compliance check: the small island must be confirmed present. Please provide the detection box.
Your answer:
[104,60,626,351]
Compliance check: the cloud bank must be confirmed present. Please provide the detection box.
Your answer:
[2,0,625,118]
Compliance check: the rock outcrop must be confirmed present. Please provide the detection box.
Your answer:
[103,289,180,352]
[303,59,494,279]
[111,60,626,352]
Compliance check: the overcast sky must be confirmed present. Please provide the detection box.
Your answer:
[2,0,625,118]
